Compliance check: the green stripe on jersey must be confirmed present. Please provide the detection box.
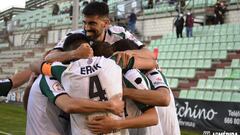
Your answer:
[51,66,67,83]
[157,70,169,86]
[39,76,56,103]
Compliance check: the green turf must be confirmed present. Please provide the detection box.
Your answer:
[0,103,26,135]
[181,129,202,135]
[0,103,202,135]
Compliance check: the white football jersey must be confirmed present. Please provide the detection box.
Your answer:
[26,75,70,135]
[53,26,143,50]
[123,69,163,135]
[49,56,128,135]
[146,69,181,135]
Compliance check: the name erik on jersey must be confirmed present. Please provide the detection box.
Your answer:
[80,64,101,75]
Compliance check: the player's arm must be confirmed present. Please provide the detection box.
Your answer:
[114,48,156,70]
[39,75,124,116]
[30,60,66,83]
[45,43,93,63]
[133,57,157,70]
[55,94,124,116]
[128,47,155,59]
[123,69,170,106]
[0,69,32,97]
[87,107,158,134]
[123,87,170,106]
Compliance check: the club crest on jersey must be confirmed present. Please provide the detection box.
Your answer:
[52,82,64,92]
[87,58,93,64]
[156,77,163,81]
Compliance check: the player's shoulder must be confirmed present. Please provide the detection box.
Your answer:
[108,25,126,34]
[67,29,85,36]
[94,56,120,70]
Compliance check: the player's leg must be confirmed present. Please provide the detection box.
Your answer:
[0,69,32,96]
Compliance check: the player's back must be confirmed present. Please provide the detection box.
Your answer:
[61,56,128,135]
[26,75,70,135]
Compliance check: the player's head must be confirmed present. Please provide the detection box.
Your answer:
[91,41,114,58]
[63,33,89,51]
[82,2,110,41]
[91,39,139,58]
[112,39,139,52]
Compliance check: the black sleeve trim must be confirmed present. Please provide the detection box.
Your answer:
[51,47,64,51]
[54,93,68,104]
[7,78,13,89]
[154,86,170,90]
[138,45,146,49]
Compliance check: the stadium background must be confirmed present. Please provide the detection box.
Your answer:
[0,0,239,134]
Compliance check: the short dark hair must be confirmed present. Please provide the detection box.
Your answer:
[82,2,109,17]
[91,42,114,58]
[91,39,139,58]
[112,39,139,52]
[63,33,89,51]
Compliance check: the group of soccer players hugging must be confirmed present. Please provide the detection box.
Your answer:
[0,2,181,135]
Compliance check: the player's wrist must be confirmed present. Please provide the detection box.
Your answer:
[70,50,78,60]
[114,120,122,130]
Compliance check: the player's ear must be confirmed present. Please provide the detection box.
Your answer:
[103,18,110,28]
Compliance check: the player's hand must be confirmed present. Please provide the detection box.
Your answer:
[72,43,93,59]
[87,116,117,134]
[113,51,133,68]
[108,94,124,117]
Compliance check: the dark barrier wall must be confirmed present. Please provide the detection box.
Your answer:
[175,98,240,133]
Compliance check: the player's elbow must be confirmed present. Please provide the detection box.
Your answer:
[161,95,170,106]
[61,105,73,113]
[151,115,158,126]
[147,109,159,126]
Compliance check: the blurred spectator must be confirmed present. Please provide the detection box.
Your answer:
[180,0,186,7]
[52,3,60,16]
[3,16,8,27]
[148,0,153,9]
[169,0,177,5]
[185,11,194,37]
[214,0,227,24]
[128,10,137,33]
[205,7,216,25]
[176,0,185,13]
[174,13,184,38]
[69,5,73,20]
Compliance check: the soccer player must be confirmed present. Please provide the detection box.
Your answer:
[87,68,162,135]
[45,2,156,70]
[26,35,125,135]
[91,39,180,135]
[31,37,163,135]
[26,73,124,135]
[30,38,129,135]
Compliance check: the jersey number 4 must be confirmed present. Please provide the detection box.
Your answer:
[89,76,107,101]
